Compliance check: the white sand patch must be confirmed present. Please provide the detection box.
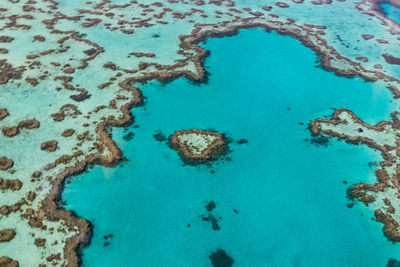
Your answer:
[177,133,217,155]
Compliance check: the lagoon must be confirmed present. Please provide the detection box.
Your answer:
[63,29,400,266]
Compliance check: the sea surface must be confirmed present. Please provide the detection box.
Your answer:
[381,3,400,23]
[63,29,400,266]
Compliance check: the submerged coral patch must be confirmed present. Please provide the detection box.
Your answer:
[153,130,167,142]
[61,129,75,137]
[0,257,18,267]
[0,178,22,191]
[40,140,59,152]
[0,229,16,242]
[209,249,234,267]
[0,108,9,121]
[2,119,40,137]
[0,157,13,171]
[382,54,400,65]
[387,258,400,267]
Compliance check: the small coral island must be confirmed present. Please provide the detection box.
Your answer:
[169,129,227,165]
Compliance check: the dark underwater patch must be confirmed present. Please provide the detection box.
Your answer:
[236,138,248,145]
[123,132,135,141]
[209,249,234,267]
[153,130,167,142]
[387,258,400,267]
[202,214,220,231]
[304,135,330,147]
[205,201,216,212]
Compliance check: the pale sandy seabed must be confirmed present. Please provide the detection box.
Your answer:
[2,0,400,265]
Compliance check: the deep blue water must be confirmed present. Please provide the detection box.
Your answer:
[381,3,400,23]
[63,29,400,266]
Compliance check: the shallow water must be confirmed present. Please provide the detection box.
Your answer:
[63,29,400,266]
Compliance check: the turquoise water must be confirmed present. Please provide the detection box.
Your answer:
[63,29,400,266]
[381,3,400,23]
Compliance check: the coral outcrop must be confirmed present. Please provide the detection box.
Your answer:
[169,129,227,164]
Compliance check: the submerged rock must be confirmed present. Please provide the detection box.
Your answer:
[236,138,248,145]
[123,132,135,141]
[153,130,166,142]
[209,249,234,267]
[387,258,400,267]
[205,201,216,212]
[202,214,220,231]
[304,135,329,147]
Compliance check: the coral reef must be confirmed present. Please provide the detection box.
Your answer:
[2,0,400,265]
[1,119,40,137]
[0,108,9,121]
[169,129,227,164]
[0,257,19,267]
[40,140,59,152]
[0,178,22,191]
[0,157,13,171]
[310,109,400,242]
[0,229,16,242]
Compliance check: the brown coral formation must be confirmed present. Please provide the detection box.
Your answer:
[18,119,40,129]
[129,52,156,57]
[0,205,10,215]
[40,140,59,152]
[0,108,9,121]
[0,36,14,43]
[375,209,400,241]
[382,53,400,65]
[362,34,374,40]
[34,238,46,247]
[62,129,75,137]
[0,157,13,171]
[169,129,227,164]
[0,178,22,191]
[2,126,19,137]
[310,108,400,242]
[32,171,42,179]
[63,67,75,74]
[51,104,82,121]
[82,18,102,27]
[0,257,19,267]
[33,35,45,42]
[0,59,24,85]
[0,229,16,242]
[27,191,36,202]
[25,77,39,87]
[275,2,290,7]
[70,91,91,102]
[34,78,144,266]
[2,119,40,137]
